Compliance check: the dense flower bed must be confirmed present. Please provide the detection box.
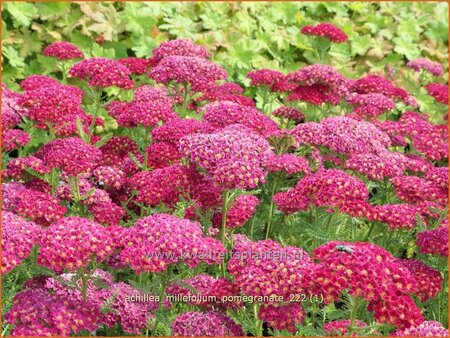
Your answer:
[1,24,448,337]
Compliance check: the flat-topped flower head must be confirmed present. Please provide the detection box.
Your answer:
[179,124,272,189]
[345,152,407,181]
[152,118,212,144]
[398,259,443,302]
[129,164,199,207]
[228,234,312,299]
[390,175,447,206]
[272,106,306,123]
[393,321,448,336]
[407,58,443,76]
[2,129,30,152]
[425,83,448,104]
[212,194,259,229]
[372,203,430,230]
[38,217,115,272]
[291,116,392,155]
[2,212,41,274]
[416,219,448,257]
[118,57,150,74]
[201,101,279,137]
[310,241,422,327]
[44,271,158,334]
[247,69,285,89]
[287,64,347,89]
[36,137,102,176]
[171,311,243,336]
[264,153,310,176]
[43,41,84,60]
[273,169,371,218]
[4,286,100,336]
[99,136,139,166]
[149,56,227,92]
[350,74,410,101]
[3,186,67,226]
[149,38,211,66]
[323,320,367,336]
[20,75,61,91]
[120,214,226,273]
[346,93,396,118]
[301,22,348,43]
[69,57,133,89]
[18,84,85,128]
[259,303,305,333]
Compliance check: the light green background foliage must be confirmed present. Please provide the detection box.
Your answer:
[2,2,448,88]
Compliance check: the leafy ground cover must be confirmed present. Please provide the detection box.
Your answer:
[1,2,449,337]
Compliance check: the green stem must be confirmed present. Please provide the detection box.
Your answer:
[253,303,263,336]
[324,212,333,233]
[363,221,377,241]
[220,190,231,277]
[347,296,361,336]
[265,179,278,240]
[152,271,169,336]
[81,272,88,302]
[220,190,230,246]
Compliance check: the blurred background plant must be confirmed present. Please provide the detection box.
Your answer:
[2,2,448,86]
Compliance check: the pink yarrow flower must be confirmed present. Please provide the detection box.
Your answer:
[301,22,348,43]
[43,41,84,60]
[69,57,133,89]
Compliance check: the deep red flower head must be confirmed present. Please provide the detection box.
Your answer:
[69,57,133,89]
[301,22,348,43]
[43,41,84,60]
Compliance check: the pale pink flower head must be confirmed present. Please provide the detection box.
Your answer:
[393,321,448,336]
[43,41,84,60]
[407,58,443,76]
[69,57,133,89]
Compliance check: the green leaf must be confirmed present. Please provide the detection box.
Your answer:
[351,34,372,56]
[2,46,25,68]
[121,3,157,35]
[392,36,420,60]
[3,2,39,27]
[397,17,423,42]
